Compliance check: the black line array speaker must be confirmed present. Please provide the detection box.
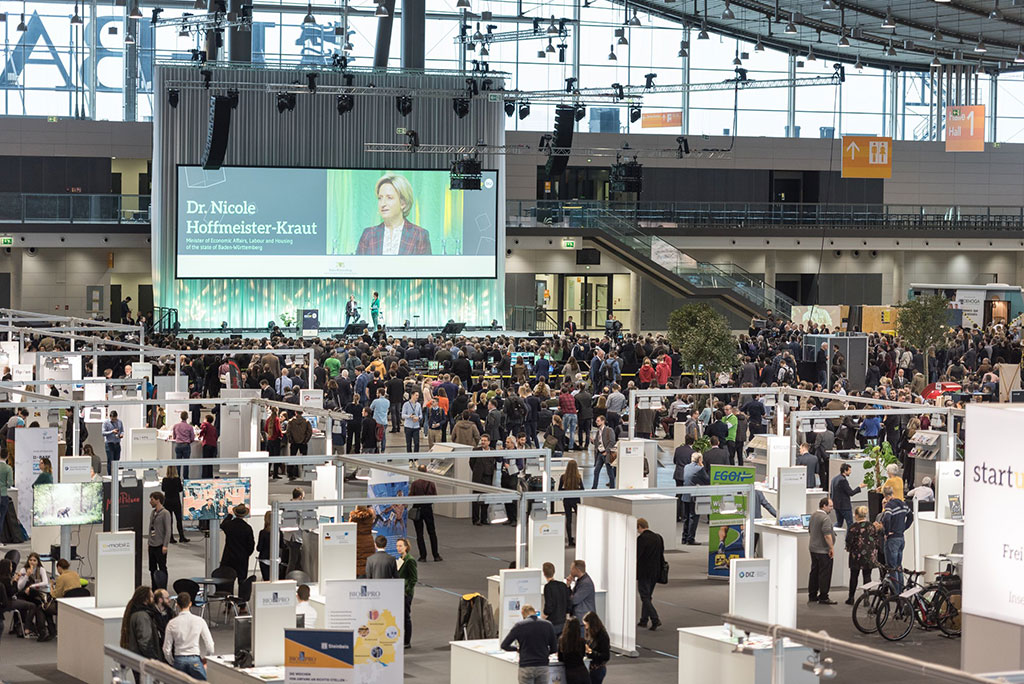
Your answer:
[544,104,575,180]
[202,94,234,170]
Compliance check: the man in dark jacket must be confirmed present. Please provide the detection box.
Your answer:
[541,562,571,636]
[470,436,497,526]
[673,435,695,521]
[574,386,594,450]
[796,442,819,488]
[880,486,912,590]
[499,604,557,682]
[702,436,730,477]
[63,407,89,456]
[220,504,255,599]
[829,463,863,528]
[636,518,665,630]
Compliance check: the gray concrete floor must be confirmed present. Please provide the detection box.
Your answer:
[0,446,962,684]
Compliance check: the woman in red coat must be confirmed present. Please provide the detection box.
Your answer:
[637,358,656,389]
[655,355,672,388]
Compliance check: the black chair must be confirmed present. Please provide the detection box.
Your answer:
[64,587,91,598]
[171,579,207,621]
[226,575,257,617]
[208,567,237,621]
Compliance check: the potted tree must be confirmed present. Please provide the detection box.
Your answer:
[862,441,898,520]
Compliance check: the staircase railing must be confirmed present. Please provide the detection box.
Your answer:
[150,306,179,335]
[583,207,795,320]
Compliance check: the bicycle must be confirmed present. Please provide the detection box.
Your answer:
[875,559,961,641]
[851,564,901,635]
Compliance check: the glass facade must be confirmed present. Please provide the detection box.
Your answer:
[0,0,1020,141]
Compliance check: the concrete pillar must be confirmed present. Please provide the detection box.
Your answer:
[1014,251,1024,287]
[892,250,905,304]
[763,251,776,289]
[630,272,642,332]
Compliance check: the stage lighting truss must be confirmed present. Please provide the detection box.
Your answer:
[362,140,733,160]
[454,21,570,49]
[153,6,252,37]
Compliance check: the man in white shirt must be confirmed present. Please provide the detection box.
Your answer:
[296,584,318,627]
[163,592,214,679]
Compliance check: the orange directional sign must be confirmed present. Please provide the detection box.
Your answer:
[842,136,893,179]
[641,111,682,128]
[946,105,985,152]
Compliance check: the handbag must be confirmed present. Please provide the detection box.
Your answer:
[658,558,670,585]
[407,506,422,522]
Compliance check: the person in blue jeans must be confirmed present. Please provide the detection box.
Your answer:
[102,410,124,477]
[163,592,214,680]
[879,484,912,591]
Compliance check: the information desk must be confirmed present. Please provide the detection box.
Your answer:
[450,639,566,684]
[678,625,817,684]
[426,443,474,519]
[906,512,963,573]
[57,597,125,684]
[207,655,285,684]
[755,522,849,590]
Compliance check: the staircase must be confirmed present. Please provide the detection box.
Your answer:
[582,208,797,321]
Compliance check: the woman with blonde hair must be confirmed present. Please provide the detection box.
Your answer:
[355,173,432,255]
[559,459,584,546]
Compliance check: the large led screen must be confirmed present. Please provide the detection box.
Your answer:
[176,166,499,279]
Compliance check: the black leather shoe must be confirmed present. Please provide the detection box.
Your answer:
[433,556,444,562]
[418,557,427,562]
[818,599,837,605]
[650,621,662,631]
[637,621,648,628]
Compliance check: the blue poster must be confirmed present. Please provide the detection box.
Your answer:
[368,480,409,557]
[285,628,354,683]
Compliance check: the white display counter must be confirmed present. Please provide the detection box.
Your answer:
[907,512,963,573]
[449,639,566,684]
[487,575,607,632]
[678,625,817,684]
[207,655,285,684]
[428,443,474,519]
[754,522,848,591]
[57,597,125,684]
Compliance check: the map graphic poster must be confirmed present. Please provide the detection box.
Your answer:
[285,629,354,684]
[323,579,404,684]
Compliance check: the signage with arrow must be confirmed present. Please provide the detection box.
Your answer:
[842,135,893,178]
[946,105,985,152]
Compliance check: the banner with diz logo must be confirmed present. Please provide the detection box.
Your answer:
[964,404,1024,625]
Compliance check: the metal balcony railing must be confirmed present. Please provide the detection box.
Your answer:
[506,200,1024,231]
[0,193,151,224]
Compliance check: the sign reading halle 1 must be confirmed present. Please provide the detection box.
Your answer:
[946,105,985,152]
[841,136,892,179]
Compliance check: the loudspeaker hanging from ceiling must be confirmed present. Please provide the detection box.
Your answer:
[543,104,575,180]
[201,92,238,171]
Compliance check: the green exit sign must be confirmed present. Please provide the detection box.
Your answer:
[0,237,13,246]
[561,239,576,249]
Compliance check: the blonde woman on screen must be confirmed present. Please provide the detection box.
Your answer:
[355,174,432,255]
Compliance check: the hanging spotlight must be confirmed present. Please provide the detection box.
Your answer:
[1016,45,1024,62]
[807,46,816,61]
[303,4,315,23]
[456,0,471,7]
[975,36,987,52]
[125,31,135,44]
[305,72,318,92]
[881,7,896,28]
[754,36,764,51]
[678,42,688,57]
[838,32,850,47]
[480,44,489,56]
[698,20,710,38]
[473,22,483,40]
[546,15,559,34]
[732,53,742,65]
[989,1,1003,19]
[129,2,142,18]
[167,88,179,108]
[615,27,628,45]
[374,3,388,16]
[452,97,470,119]
[179,25,190,37]
[629,8,641,25]
[574,103,586,121]
[822,0,838,8]
[336,94,354,115]
[518,101,530,119]
[886,41,897,56]
[546,38,556,53]
[784,20,797,34]
[16,13,26,31]
[721,1,735,19]
[71,3,82,24]
[629,104,641,123]
[608,44,617,60]
[931,52,941,66]
[396,95,413,116]
[854,54,863,69]
[276,92,296,113]
[930,29,942,41]
[504,98,516,117]
[467,42,476,51]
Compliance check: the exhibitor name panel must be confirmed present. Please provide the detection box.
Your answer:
[176,166,499,279]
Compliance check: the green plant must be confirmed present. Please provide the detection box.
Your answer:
[862,440,898,490]
[694,436,711,454]
[895,294,950,379]
[279,311,295,328]
[666,303,739,385]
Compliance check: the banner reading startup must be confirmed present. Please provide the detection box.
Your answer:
[176,166,499,279]
[964,404,1024,626]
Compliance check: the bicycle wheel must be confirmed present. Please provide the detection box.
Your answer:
[853,590,886,634]
[936,590,962,637]
[877,595,915,641]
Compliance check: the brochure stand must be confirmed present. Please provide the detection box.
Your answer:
[498,568,543,640]
[318,522,357,594]
[527,512,565,580]
[728,558,773,628]
[95,531,135,608]
[252,580,298,667]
